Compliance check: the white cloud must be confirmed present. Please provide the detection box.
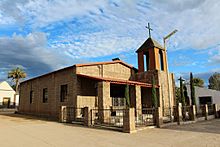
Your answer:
[0,32,74,79]
[1,0,220,52]
[0,0,109,27]
[0,0,220,79]
[51,31,141,58]
[208,47,220,64]
[146,0,220,50]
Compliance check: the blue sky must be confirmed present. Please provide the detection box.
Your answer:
[0,0,220,86]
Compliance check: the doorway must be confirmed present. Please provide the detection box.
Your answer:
[199,96,212,105]
[3,98,10,108]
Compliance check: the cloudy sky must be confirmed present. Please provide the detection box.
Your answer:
[0,0,219,85]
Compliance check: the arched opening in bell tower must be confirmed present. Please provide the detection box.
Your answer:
[159,50,164,71]
[145,51,150,71]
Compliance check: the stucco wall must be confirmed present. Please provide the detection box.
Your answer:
[186,85,220,106]
[0,81,16,106]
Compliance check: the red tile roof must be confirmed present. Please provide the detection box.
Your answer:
[77,73,159,88]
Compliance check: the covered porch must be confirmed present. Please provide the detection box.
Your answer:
[76,73,160,114]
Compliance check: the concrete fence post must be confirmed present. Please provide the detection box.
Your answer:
[204,104,208,120]
[90,109,95,126]
[60,106,67,123]
[190,105,196,121]
[123,108,136,133]
[83,107,91,126]
[155,107,163,127]
[213,104,218,118]
[177,103,182,125]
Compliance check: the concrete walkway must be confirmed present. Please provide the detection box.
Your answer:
[0,113,219,147]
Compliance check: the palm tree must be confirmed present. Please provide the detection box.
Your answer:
[8,67,26,94]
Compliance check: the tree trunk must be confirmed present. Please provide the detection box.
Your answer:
[15,79,19,94]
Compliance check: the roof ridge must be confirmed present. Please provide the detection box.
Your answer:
[136,37,164,53]
[76,60,133,68]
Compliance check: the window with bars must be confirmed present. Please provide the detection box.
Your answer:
[112,97,126,107]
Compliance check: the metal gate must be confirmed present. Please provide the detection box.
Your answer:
[163,107,172,123]
[62,107,85,123]
[182,106,191,121]
[196,105,205,118]
[208,104,214,115]
[135,108,155,127]
[91,108,125,128]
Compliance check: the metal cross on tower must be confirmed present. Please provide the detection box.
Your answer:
[145,22,153,38]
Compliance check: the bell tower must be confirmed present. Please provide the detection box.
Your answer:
[134,24,176,116]
[136,37,168,73]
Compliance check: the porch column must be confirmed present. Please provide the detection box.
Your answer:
[98,81,111,123]
[135,85,142,115]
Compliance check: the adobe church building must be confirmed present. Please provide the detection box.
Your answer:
[19,37,176,120]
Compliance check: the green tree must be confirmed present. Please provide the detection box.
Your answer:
[11,84,16,91]
[183,85,190,105]
[192,77,204,87]
[190,72,196,105]
[179,77,186,106]
[208,72,220,91]
[124,84,130,107]
[152,76,158,108]
[175,87,181,104]
[8,67,27,94]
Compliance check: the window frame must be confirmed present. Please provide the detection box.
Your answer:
[30,90,33,104]
[43,88,48,103]
[60,84,68,102]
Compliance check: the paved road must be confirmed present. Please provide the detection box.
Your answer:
[0,113,219,147]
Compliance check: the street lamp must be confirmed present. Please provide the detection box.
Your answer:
[163,30,178,49]
[163,29,178,122]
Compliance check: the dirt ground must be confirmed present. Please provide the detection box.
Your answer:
[0,113,220,147]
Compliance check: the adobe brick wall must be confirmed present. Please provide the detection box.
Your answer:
[76,96,97,108]
[76,63,133,80]
[19,67,77,120]
[19,62,136,120]
[132,69,175,114]
[158,71,175,111]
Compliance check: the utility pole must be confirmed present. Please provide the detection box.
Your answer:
[163,29,178,122]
